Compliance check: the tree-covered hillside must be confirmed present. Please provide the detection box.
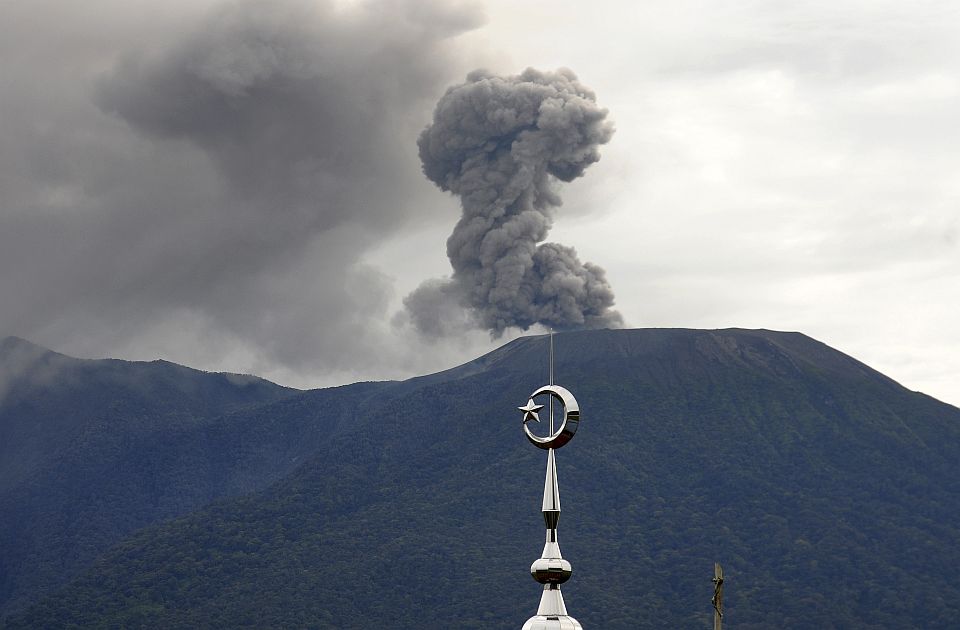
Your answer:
[4,329,960,628]
[0,336,385,618]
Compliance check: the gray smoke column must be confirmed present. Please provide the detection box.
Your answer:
[404,68,623,337]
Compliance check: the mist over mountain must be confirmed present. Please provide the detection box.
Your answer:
[2,329,959,628]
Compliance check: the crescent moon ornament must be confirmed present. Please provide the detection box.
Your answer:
[519,385,580,450]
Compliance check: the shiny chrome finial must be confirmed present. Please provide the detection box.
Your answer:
[519,335,583,630]
[520,385,580,450]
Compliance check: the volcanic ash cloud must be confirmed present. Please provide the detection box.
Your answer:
[404,68,623,337]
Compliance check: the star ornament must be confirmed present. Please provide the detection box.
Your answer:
[518,399,545,424]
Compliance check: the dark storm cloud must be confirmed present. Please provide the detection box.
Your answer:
[404,68,622,336]
[0,0,484,376]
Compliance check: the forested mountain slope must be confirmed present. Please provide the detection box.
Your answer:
[0,337,382,617]
[4,329,960,628]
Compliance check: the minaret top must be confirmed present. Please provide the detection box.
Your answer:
[518,334,583,630]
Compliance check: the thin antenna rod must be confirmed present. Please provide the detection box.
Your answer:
[549,330,554,385]
[549,331,555,434]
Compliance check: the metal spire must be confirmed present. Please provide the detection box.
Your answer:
[518,334,583,630]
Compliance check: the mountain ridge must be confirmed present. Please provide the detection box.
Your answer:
[3,327,958,628]
[0,337,309,616]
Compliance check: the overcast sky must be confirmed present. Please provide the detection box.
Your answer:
[1,0,957,407]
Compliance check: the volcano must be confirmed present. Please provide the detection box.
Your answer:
[2,329,958,629]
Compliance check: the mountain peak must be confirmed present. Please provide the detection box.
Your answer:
[2,326,958,628]
[0,336,50,356]
[478,327,891,385]
[0,337,62,370]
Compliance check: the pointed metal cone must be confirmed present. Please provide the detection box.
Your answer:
[542,448,560,530]
[536,585,569,616]
[542,449,560,512]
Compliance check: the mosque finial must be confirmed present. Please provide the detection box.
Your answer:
[518,333,583,630]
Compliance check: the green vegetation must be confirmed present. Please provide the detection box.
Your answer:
[0,337,373,618]
[3,329,960,628]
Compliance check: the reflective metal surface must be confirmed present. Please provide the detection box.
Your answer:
[520,385,580,450]
[519,382,582,629]
[522,612,583,630]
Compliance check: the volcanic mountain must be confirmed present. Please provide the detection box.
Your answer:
[2,329,958,629]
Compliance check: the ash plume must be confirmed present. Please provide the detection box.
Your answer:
[404,68,623,336]
[0,0,489,381]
